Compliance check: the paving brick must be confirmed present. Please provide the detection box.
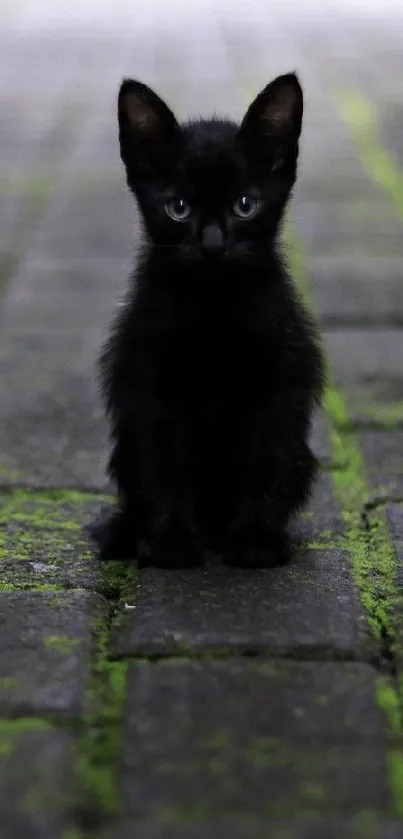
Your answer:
[0,591,106,715]
[108,818,402,839]
[0,725,75,839]
[293,198,403,259]
[0,376,109,490]
[310,410,334,466]
[0,491,109,591]
[307,257,403,325]
[112,549,367,658]
[369,504,403,593]
[29,178,133,261]
[0,256,111,489]
[325,331,403,385]
[295,472,344,545]
[385,504,403,546]
[323,331,403,428]
[359,431,403,496]
[118,662,389,821]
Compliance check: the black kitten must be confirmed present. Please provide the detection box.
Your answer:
[96,73,325,568]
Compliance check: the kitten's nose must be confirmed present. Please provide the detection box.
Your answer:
[201,224,225,257]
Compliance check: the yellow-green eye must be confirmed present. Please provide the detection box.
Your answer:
[233,194,259,219]
[165,197,191,221]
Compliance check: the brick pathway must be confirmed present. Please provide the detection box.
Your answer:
[1,1,403,837]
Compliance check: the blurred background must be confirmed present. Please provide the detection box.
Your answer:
[1,0,403,486]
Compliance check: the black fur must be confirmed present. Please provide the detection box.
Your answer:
[95,73,325,567]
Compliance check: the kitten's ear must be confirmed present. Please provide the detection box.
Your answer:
[238,73,303,169]
[118,79,180,177]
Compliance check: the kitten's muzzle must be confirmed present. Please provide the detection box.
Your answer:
[200,223,225,258]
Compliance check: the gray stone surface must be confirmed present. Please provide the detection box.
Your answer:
[293,198,403,259]
[310,410,334,466]
[322,331,403,429]
[119,661,389,820]
[294,473,344,544]
[386,505,403,546]
[307,257,403,326]
[112,551,367,658]
[359,431,403,496]
[0,490,109,591]
[0,372,109,490]
[0,726,74,839]
[109,818,403,839]
[325,331,403,385]
[0,591,106,715]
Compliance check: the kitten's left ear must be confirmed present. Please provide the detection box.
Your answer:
[118,79,180,178]
[238,73,303,169]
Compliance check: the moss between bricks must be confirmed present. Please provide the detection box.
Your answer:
[73,560,137,827]
[288,226,403,816]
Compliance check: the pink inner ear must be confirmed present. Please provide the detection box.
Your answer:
[125,91,159,133]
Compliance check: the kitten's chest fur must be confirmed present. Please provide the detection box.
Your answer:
[156,327,270,406]
[132,261,290,411]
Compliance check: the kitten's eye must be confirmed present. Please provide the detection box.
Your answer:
[233,194,259,219]
[165,197,191,221]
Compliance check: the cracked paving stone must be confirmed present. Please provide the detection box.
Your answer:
[117,661,389,823]
[0,724,76,839]
[0,591,106,715]
[112,549,368,658]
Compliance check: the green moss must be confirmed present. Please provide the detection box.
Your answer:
[44,635,81,655]
[76,653,128,818]
[387,750,403,817]
[0,487,113,531]
[376,679,401,736]
[0,676,17,690]
[0,718,54,757]
[0,582,62,592]
[335,89,403,220]
[73,557,138,823]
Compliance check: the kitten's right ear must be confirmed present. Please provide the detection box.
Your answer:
[238,73,303,171]
[118,79,180,178]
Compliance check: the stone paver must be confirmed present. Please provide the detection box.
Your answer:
[112,551,368,658]
[0,490,111,591]
[2,1,403,837]
[0,725,75,839]
[109,820,403,839]
[0,591,105,715]
[118,662,389,820]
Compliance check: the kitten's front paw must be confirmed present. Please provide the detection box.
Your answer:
[137,526,205,569]
[87,510,136,561]
[224,527,290,568]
